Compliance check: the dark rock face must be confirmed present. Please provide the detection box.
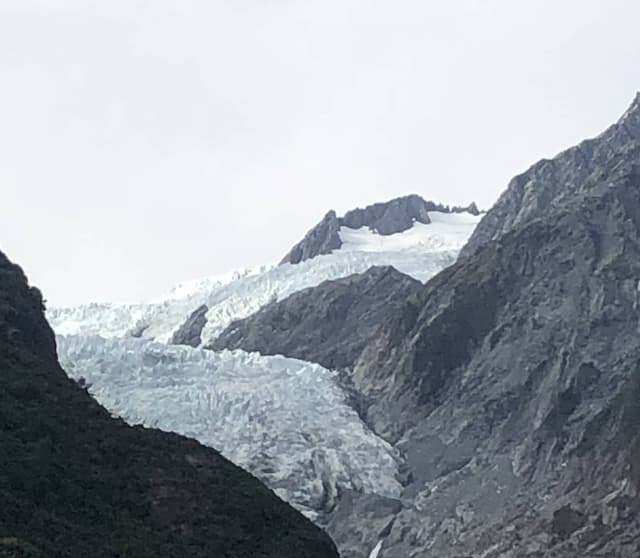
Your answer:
[209,266,422,370]
[281,210,343,265]
[341,194,433,234]
[171,304,208,347]
[460,92,640,260]
[344,97,640,557]
[280,195,479,265]
[0,250,338,558]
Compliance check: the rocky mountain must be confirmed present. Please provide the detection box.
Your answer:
[0,249,338,557]
[205,94,640,557]
[356,156,640,557]
[281,195,479,264]
[460,91,640,260]
[349,96,640,557]
[43,90,640,556]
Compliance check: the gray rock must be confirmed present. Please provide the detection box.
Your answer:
[281,210,342,265]
[323,491,403,558]
[341,194,432,234]
[209,266,422,370]
[346,95,640,557]
[220,94,640,557]
[170,304,208,347]
[460,91,640,260]
[280,195,479,265]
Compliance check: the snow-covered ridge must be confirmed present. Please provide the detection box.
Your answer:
[48,212,481,345]
[338,211,481,253]
[57,335,403,518]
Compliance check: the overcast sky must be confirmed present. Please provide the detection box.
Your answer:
[1,1,639,306]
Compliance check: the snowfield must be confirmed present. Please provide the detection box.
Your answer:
[57,335,402,519]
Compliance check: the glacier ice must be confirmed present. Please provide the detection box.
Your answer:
[47,212,480,346]
[57,335,403,518]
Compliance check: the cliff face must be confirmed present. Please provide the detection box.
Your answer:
[210,95,640,557]
[346,101,640,557]
[0,251,338,558]
[460,92,640,260]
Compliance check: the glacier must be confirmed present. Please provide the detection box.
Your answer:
[57,335,402,519]
[48,211,480,522]
[48,212,481,345]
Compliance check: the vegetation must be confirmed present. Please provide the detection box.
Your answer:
[0,251,338,558]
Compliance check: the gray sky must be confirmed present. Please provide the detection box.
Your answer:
[1,0,639,306]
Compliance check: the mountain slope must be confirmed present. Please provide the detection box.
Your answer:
[460,91,640,259]
[345,98,640,556]
[209,266,422,370]
[0,249,338,558]
[198,95,640,557]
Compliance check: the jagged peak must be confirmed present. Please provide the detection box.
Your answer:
[340,194,479,221]
[619,91,640,123]
[281,194,479,265]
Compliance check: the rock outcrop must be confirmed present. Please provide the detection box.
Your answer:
[171,304,208,347]
[0,250,338,558]
[209,266,422,370]
[459,92,640,260]
[281,195,479,264]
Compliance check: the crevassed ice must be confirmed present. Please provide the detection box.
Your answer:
[57,335,403,518]
[47,212,480,345]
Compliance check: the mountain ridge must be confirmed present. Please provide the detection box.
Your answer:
[281,194,479,265]
[460,91,640,259]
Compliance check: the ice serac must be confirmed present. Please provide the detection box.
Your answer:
[281,194,480,264]
[0,249,339,558]
[460,91,640,260]
[44,204,481,557]
[56,335,403,521]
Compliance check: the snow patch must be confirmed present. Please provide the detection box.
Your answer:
[368,540,383,558]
